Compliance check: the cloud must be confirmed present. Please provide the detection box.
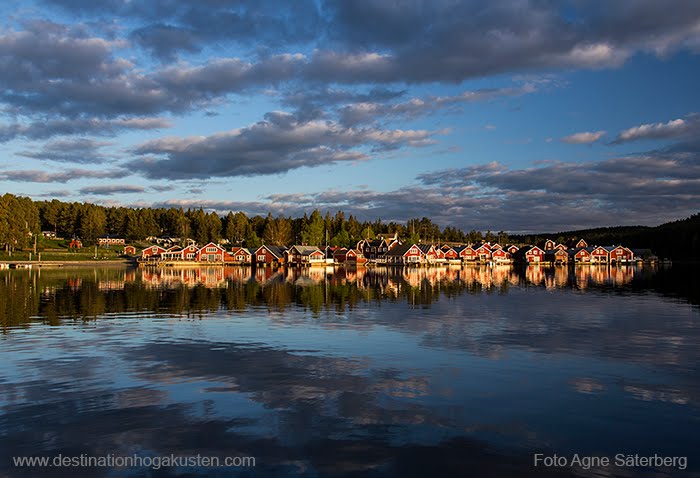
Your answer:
[128,111,437,180]
[79,184,146,195]
[0,168,129,183]
[412,149,700,231]
[338,84,537,125]
[42,0,322,60]
[281,87,405,121]
[2,2,700,124]
[150,184,176,192]
[37,189,73,198]
[561,130,606,144]
[17,138,112,164]
[147,145,700,233]
[613,115,700,143]
[319,0,700,81]
[0,117,171,142]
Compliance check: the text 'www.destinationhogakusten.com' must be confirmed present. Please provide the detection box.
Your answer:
[12,454,256,470]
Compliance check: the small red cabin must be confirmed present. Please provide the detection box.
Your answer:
[196,242,226,262]
[141,245,166,259]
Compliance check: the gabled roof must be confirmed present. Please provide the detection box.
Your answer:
[568,247,590,257]
[545,248,567,256]
[364,239,387,248]
[289,245,323,256]
[602,245,628,252]
[230,247,252,256]
[452,245,474,253]
[416,244,435,254]
[518,245,544,254]
[385,243,422,256]
[257,245,287,258]
[199,242,224,251]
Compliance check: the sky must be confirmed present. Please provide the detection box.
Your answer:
[1,0,700,233]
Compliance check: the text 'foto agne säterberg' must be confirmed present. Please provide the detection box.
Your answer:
[534,454,688,470]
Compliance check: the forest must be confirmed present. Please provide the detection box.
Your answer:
[0,194,500,252]
[1,193,698,260]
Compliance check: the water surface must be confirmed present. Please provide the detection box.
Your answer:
[0,265,698,477]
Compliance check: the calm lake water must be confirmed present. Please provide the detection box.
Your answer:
[0,264,698,477]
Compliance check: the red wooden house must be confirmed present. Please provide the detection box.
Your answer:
[569,248,591,263]
[286,245,325,265]
[516,245,545,263]
[575,239,588,249]
[545,249,568,263]
[491,248,511,263]
[434,247,446,263]
[506,244,519,255]
[417,244,440,263]
[255,245,287,264]
[196,242,226,262]
[606,246,634,263]
[229,247,252,263]
[332,247,349,263]
[333,248,367,265]
[544,239,556,250]
[123,245,137,255]
[385,244,425,265]
[181,244,199,260]
[443,247,460,263]
[141,245,166,259]
[554,243,567,252]
[473,243,492,262]
[457,245,478,262]
[589,246,608,263]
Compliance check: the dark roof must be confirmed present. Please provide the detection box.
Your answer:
[545,249,567,257]
[515,245,540,255]
[416,244,434,253]
[568,247,588,257]
[385,243,418,256]
[290,245,323,256]
[364,239,386,248]
[261,245,287,258]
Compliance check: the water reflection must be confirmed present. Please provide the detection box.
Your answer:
[0,264,698,477]
[2,264,697,332]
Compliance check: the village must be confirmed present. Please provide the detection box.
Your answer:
[131,233,651,267]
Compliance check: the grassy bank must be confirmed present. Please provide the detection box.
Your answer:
[0,248,132,263]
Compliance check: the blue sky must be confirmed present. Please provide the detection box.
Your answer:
[1,0,699,233]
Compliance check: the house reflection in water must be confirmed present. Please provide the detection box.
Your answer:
[0,264,653,330]
[126,264,637,291]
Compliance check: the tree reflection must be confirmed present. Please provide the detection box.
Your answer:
[1,264,697,332]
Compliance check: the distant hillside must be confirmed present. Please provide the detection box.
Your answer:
[511,213,700,260]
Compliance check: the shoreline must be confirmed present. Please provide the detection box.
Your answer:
[0,260,135,268]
